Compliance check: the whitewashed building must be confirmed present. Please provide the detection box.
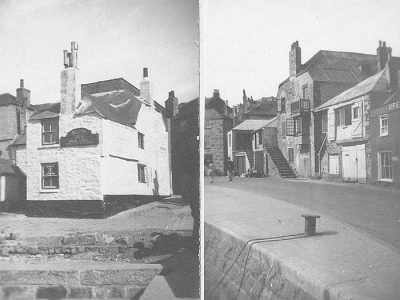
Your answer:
[16,42,172,218]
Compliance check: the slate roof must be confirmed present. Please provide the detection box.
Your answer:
[29,78,166,127]
[233,119,275,131]
[315,70,387,111]
[244,97,277,116]
[205,95,233,116]
[278,50,384,88]
[175,98,199,119]
[0,93,17,106]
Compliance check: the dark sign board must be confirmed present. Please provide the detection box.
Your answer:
[60,128,99,147]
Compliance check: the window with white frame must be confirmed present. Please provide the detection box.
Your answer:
[295,118,302,135]
[380,115,388,136]
[138,164,146,183]
[321,113,328,133]
[328,154,339,175]
[41,163,59,189]
[378,151,392,181]
[42,118,59,145]
[138,132,144,149]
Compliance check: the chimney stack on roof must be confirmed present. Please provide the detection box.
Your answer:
[383,45,399,92]
[61,42,81,115]
[377,40,388,71]
[165,90,178,117]
[63,42,79,68]
[140,67,154,108]
[289,41,301,79]
[16,79,31,133]
[243,89,248,112]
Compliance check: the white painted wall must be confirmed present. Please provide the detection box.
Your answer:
[26,113,103,201]
[101,104,171,196]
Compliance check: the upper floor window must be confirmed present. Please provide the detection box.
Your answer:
[138,132,144,149]
[42,118,59,145]
[258,131,263,145]
[286,118,295,136]
[41,163,59,189]
[302,85,309,99]
[380,115,388,136]
[336,106,351,127]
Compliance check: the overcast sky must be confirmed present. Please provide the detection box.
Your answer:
[204,0,400,106]
[0,0,199,105]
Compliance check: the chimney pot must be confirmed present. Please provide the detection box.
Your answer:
[20,79,24,88]
[379,40,382,47]
[143,68,148,78]
[213,89,220,98]
[169,91,175,98]
[383,41,387,47]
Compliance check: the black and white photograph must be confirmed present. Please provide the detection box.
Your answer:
[204,0,400,299]
[0,0,199,299]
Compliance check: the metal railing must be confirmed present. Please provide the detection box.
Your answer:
[291,99,310,114]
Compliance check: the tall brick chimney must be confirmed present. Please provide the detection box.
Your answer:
[242,89,248,113]
[165,90,179,117]
[140,68,154,108]
[384,46,399,92]
[289,41,301,79]
[377,40,388,71]
[16,79,30,133]
[61,42,81,115]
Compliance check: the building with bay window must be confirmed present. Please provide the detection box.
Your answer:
[13,42,172,218]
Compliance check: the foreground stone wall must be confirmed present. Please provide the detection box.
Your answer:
[205,223,316,300]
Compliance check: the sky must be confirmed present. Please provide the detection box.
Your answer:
[204,0,400,106]
[0,0,199,105]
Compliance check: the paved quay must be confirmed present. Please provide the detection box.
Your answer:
[205,181,400,300]
[0,200,193,239]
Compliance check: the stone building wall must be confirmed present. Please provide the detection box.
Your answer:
[0,105,18,159]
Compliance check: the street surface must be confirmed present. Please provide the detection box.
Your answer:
[205,177,400,252]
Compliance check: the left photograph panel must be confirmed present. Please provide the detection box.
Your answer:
[0,0,200,299]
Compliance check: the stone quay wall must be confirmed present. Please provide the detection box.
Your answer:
[205,222,316,300]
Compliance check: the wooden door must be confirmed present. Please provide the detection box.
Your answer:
[342,146,357,182]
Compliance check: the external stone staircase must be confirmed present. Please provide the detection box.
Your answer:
[266,146,296,178]
[244,149,254,169]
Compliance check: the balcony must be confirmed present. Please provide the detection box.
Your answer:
[290,99,310,115]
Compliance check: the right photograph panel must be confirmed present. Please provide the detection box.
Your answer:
[203,0,400,299]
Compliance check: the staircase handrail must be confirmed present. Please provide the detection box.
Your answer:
[317,132,328,176]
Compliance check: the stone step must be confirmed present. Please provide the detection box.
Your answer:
[0,260,164,299]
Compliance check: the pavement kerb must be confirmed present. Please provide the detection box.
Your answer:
[205,185,400,300]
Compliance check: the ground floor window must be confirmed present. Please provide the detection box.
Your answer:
[288,148,294,163]
[41,163,59,189]
[328,154,339,175]
[378,151,392,181]
[204,154,213,166]
[138,164,146,183]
